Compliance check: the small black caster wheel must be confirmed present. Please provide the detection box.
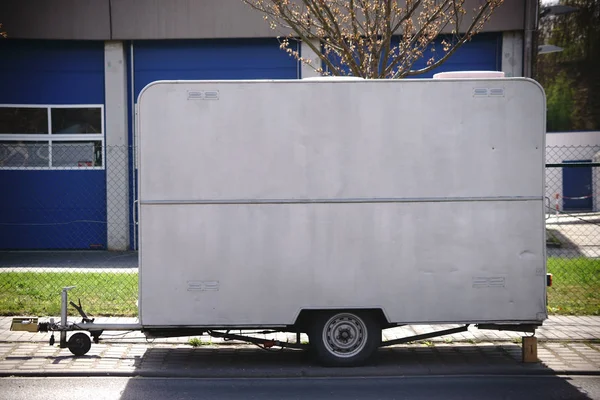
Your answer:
[67,332,92,356]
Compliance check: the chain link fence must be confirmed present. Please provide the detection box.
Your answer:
[0,144,138,317]
[0,144,598,318]
[545,145,600,316]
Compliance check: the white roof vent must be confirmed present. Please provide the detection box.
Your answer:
[433,71,505,79]
[302,76,365,81]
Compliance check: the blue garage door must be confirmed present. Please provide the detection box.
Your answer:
[409,32,502,78]
[324,32,502,77]
[0,39,106,250]
[132,38,299,98]
[126,38,300,249]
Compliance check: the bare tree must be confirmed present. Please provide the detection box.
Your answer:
[242,0,504,78]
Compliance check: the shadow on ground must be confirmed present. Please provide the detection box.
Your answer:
[547,228,585,255]
[116,345,597,399]
[116,374,596,400]
[126,344,551,378]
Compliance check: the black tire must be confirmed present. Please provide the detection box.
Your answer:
[309,311,380,367]
[67,332,92,356]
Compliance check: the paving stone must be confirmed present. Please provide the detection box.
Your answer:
[1,316,600,375]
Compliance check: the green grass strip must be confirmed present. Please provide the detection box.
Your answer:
[0,257,598,317]
[0,272,138,317]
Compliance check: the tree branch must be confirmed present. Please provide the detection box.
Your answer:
[380,0,393,76]
[314,0,364,76]
[401,2,493,77]
[383,0,452,76]
[242,0,504,80]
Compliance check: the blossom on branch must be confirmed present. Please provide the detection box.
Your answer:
[242,0,504,78]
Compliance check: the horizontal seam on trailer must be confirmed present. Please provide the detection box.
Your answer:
[140,196,543,205]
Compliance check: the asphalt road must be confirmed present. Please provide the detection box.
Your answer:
[1,375,599,400]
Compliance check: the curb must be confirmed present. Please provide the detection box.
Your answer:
[2,367,600,379]
[2,338,600,346]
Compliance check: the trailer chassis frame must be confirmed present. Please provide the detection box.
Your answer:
[13,287,540,359]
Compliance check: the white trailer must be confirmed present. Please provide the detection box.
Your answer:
[13,76,549,367]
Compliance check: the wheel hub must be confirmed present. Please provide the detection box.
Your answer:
[322,313,368,358]
[337,327,353,342]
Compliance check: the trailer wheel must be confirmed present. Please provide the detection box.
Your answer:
[67,332,92,356]
[310,311,380,367]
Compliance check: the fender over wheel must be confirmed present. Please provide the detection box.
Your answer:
[309,311,381,367]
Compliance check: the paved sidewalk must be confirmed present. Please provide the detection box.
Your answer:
[1,315,599,377]
[0,340,599,378]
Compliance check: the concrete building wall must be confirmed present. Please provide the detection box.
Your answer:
[1,0,527,40]
[546,132,600,149]
[0,0,536,250]
[0,0,111,40]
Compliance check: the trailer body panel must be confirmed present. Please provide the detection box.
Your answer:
[137,79,546,328]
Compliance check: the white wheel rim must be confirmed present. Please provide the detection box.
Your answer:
[322,313,368,358]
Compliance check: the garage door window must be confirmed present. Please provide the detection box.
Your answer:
[0,105,104,169]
